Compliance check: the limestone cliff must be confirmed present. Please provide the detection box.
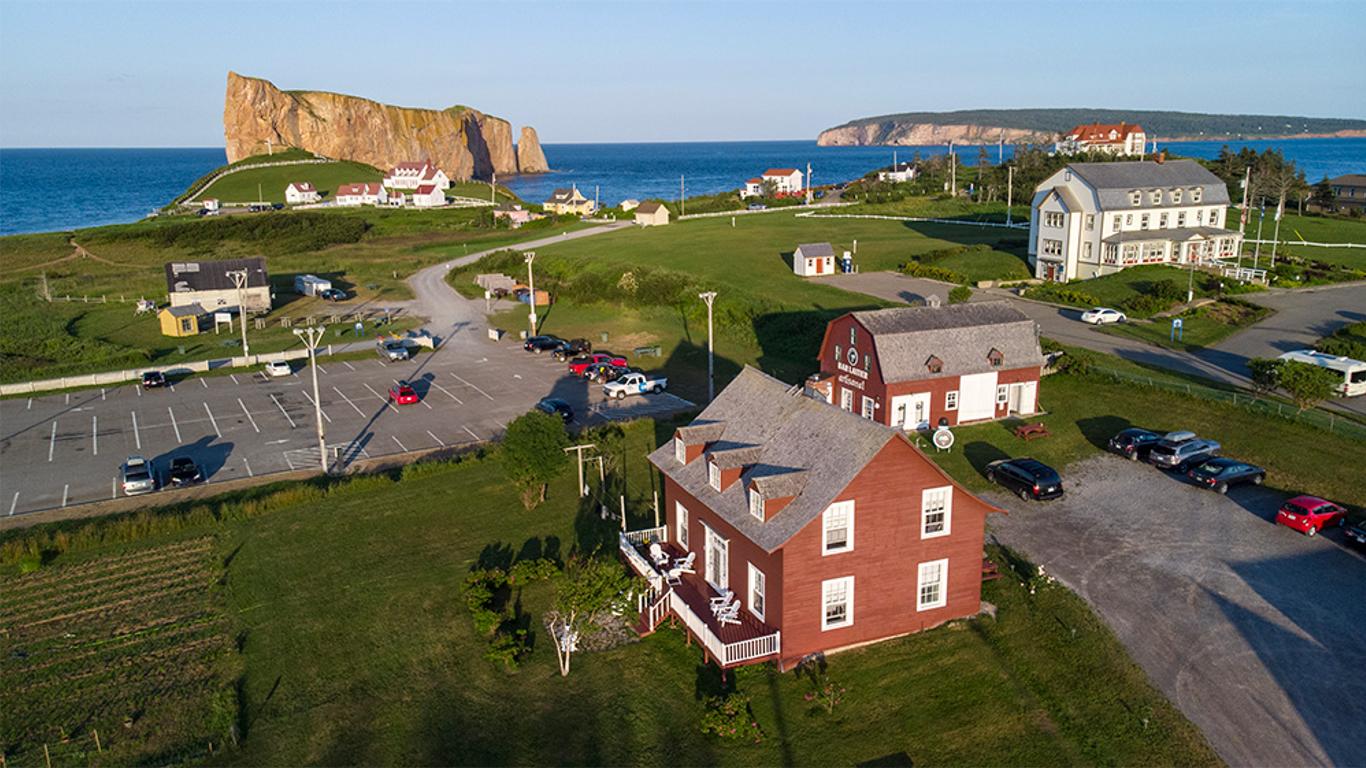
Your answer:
[817,122,1052,146]
[222,72,546,180]
[517,126,549,174]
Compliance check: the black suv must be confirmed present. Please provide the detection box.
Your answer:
[167,457,203,487]
[986,458,1064,501]
[141,370,167,389]
[536,397,574,423]
[524,335,565,353]
[553,338,593,361]
[1108,428,1162,461]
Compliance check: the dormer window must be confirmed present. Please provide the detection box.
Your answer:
[1172,189,1183,204]
[1129,190,1141,206]
[674,435,686,464]
[708,459,721,491]
[987,348,1003,367]
[1191,187,1202,203]
[925,354,943,374]
[1150,189,1162,205]
[748,487,765,521]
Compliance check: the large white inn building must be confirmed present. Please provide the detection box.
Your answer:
[1028,159,1241,282]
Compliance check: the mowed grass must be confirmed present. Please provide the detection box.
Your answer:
[1240,207,1366,268]
[193,160,383,204]
[2,419,1217,766]
[1099,299,1270,351]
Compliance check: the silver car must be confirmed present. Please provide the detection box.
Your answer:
[121,455,157,495]
[1146,431,1220,471]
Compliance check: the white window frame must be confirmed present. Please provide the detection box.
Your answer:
[748,563,766,621]
[1192,187,1202,203]
[1129,190,1141,206]
[1172,189,1182,204]
[675,501,689,549]
[860,395,875,420]
[920,485,953,539]
[1150,189,1162,205]
[703,524,729,592]
[674,436,686,464]
[1084,214,1095,231]
[945,390,958,411]
[839,387,854,412]
[748,487,764,521]
[822,501,854,555]
[821,576,854,630]
[996,384,1009,405]
[917,559,948,611]
[708,460,721,491]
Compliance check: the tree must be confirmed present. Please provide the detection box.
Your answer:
[1246,358,1281,395]
[499,409,570,508]
[1275,360,1340,412]
[1311,176,1336,211]
[760,178,780,199]
[547,558,636,676]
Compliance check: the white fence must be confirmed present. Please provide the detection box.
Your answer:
[1243,239,1365,249]
[0,347,330,397]
[678,201,853,221]
[795,211,1029,229]
[182,157,331,204]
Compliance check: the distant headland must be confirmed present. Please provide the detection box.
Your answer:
[223,72,548,180]
[817,108,1366,146]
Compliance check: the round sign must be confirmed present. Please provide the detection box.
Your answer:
[932,427,955,451]
[846,346,859,366]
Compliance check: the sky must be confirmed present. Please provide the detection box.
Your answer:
[2,0,1363,147]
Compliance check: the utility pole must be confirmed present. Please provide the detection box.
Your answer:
[1006,165,1014,227]
[227,269,251,357]
[1252,203,1266,270]
[805,162,812,205]
[1238,166,1252,237]
[491,171,497,204]
[524,251,537,337]
[563,444,597,497]
[949,141,957,198]
[1269,193,1285,268]
[294,326,328,473]
[698,291,717,403]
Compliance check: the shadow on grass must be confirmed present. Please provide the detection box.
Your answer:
[1076,415,1133,452]
[963,440,1011,478]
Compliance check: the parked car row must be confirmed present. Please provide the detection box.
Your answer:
[521,333,671,403]
[120,455,203,496]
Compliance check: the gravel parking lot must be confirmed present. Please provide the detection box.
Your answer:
[989,453,1366,767]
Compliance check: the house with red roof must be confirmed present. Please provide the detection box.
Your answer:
[411,183,446,208]
[383,162,451,191]
[284,182,320,205]
[1056,122,1147,156]
[334,183,387,207]
[619,366,1001,671]
[741,168,805,198]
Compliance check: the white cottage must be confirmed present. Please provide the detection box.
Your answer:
[285,182,320,204]
[335,183,387,207]
[411,184,445,208]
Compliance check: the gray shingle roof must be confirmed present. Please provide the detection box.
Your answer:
[163,303,204,317]
[1102,225,1238,244]
[165,257,268,294]
[851,301,1044,383]
[1068,160,1231,210]
[795,242,835,258]
[648,366,898,552]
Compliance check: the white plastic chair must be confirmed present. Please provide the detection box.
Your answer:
[716,600,741,626]
[673,552,696,574]
[648,542,669,567]
[709,589,734,614]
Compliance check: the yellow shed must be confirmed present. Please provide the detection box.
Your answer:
[158,303,204,337]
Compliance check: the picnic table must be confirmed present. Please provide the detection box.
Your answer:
[1013,422,1051,441]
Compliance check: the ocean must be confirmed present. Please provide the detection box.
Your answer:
[1,139,1362,237]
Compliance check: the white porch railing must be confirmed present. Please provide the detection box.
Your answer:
[619,530,665,592]
[623,525,667,546]
[667,591,781,666]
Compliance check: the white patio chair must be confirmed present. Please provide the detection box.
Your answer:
[648,542,669,567]
[716,600,741,626]
[673,552,696,574]
[709,589,734,614]
[665,566,684,587]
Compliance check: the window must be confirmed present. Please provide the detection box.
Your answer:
[1041,239,1062,256]
[834,344,841,362]
[861,396,875,420]
[1150,190,1162,204]
[987,348,1003,367]
[921,486,952,538]
[945,391,958,410]
[917,560,948,611]
[749,563,766,621]
[996,384,1009,404]
[748,487,764,521]
[1103,244,1119,264]
[675,501,689,548]
[1082,242,1093,261]
[1192,187,1202,203]
[704,524,729,591]
[1084,214,1095,231]
[1172,189,1183,204]
[1112,215,1122,232]
[1142,242,1167,263]
[1044,211,1064,228]
[926,355,943,374]
[863,354,871,372]
[708,460,721,491]
[674,436,686,464]
[1177,211,1186,227]
[1209,208,1220,226]
[1122,243,1140,263]
[849,326,857,346]
[840,387,854,412]
[1159,213,1168,228]
[1140,213,1150,229]
[1129,190,1141,206]
[822,501,854,554]
[822,576,854,630]
[1125,213,1134,225]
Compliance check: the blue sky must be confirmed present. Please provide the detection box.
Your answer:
[2,0,1363,147]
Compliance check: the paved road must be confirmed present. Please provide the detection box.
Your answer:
[989,454,1366,767]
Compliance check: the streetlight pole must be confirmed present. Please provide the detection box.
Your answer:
[524,251,537,337]
[227,269,251,358]
[294,326,328,473]
[698,291,717,403]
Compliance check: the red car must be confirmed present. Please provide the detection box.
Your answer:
[388,382,420,406]
[1275,495,1347,536]
[567,352,627,376]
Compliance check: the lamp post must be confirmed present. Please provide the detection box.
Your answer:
[524,251,537,337]
[227,269,251,358]
[293,326,328,473]
[698,291,717,403]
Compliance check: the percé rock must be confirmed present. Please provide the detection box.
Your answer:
[222,71,546,180]
[517,126,549,174]
[817,122,1053,147]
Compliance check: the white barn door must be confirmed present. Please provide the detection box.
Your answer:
[958,372,998,421]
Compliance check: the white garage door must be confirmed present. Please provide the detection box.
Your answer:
[959,372,998,421]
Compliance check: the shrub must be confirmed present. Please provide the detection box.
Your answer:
[1024,284,1100,307]
[1119,294,1168,317]
[699,693,763,743]
[899,260,967,284]
[948,285,973,304]
[1146,278,1185,303]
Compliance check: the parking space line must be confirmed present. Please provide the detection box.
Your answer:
[131,410,142,449]
[61,484,69,508]
[451,373,495,401]
[91,416,98,456]
[332,386,365,417]
[200,378,208,389]
[27,398,32,410]
[231,374,240,385]
[463,425,480,441]
[243,457,254,477]
[428,382,463,404]
[238,398,260,433]
[48,421,56,462]
[136,385,142,397]
[343,361,356,371]
[283,451,296,471]
[65,393,70,405]
[204,403,221,437]
[316,364,327,374]
[101,388,106,400]
[168,406,182,443]
[9,492,18,516]
[391,435,409,452]
[427,430,445,447]
[270,393,298,428]
[300,389,332,423]
[363,382,397,411]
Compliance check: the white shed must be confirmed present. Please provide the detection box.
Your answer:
[792,242,837,277]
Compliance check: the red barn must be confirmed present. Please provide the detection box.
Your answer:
[621,366,1000,670]
[816,302,1044,430]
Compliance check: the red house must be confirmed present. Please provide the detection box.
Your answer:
[621,366,1000,670]
[814,302,1044,431]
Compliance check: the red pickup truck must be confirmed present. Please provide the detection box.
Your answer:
[567,352,627,376]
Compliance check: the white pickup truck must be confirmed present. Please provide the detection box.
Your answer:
[602,372,667,399]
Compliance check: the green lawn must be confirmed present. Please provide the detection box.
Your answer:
[0,418,1219,766]
[194,159,383,204]
[1317,320,1366,360]
[1098,299,1271,351]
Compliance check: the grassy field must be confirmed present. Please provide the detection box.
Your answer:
[1238,207,1366,268]
[1099,299,1271,351]
[1317,320,1366,360]
[0,418,1219,766]
[193,160,383,204]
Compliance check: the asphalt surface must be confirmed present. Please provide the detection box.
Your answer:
[989,454,1366,767]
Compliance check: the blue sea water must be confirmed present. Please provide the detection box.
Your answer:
[1,139,1362,237]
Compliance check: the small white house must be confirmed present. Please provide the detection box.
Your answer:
[335,183,387,207]
[285,182,320,204]
[383,162,451,190]
[633,201,669,226]
[619,199,640,212]
[877,163,918,183]
[741,168,805,198]
[202,198,220,212]
[411,184,445,208]
[792,242,837,277]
